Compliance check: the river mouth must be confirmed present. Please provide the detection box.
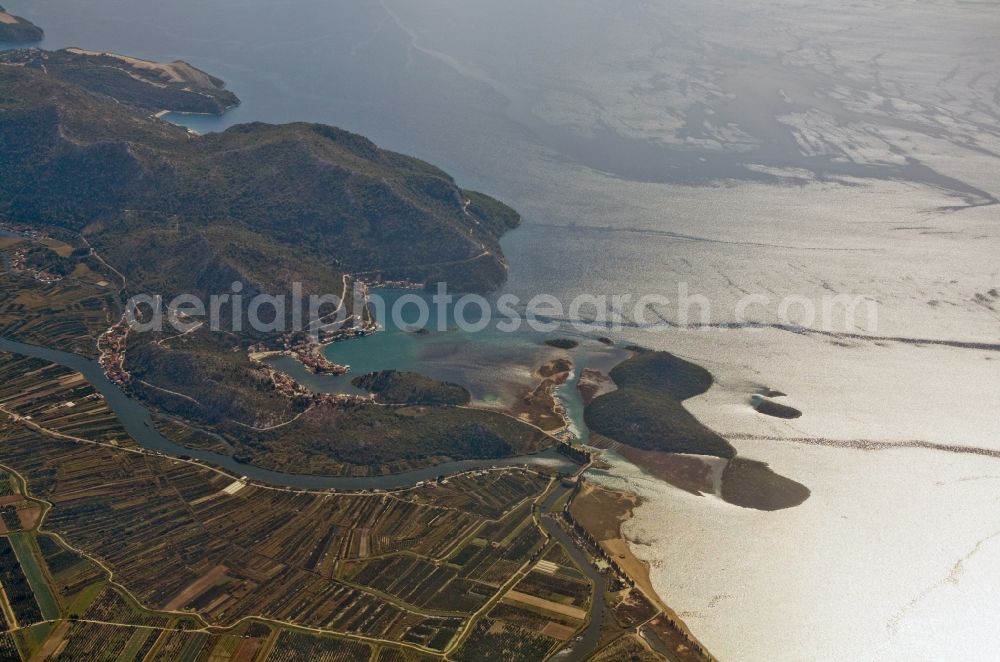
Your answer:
[266,288,631,440]
[262,289,812,511]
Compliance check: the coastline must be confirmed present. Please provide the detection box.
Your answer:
[567,478,716,661]
[146,62,706,660]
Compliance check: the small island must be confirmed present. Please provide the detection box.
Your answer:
[584,347,810,510]
[750,393,802,419]
[584,348,737,458]
[544,337,579,350]
[0,5,43,43]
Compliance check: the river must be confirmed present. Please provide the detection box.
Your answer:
[0,337,577,490]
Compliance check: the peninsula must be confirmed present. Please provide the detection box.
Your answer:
[0,5,42,43]
[0,47,239,114]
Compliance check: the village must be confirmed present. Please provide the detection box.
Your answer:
[96,314,130,386]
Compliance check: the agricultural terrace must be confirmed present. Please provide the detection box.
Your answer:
[0,232,119,358]
[0,353,598,660]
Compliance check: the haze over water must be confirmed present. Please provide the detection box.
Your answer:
[12,0,1000,659]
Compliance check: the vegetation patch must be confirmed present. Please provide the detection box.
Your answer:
[453,618,557,662]
[238,401,551,475]
[513,570,591,608]
[584,349,736,457]
[0,535,41,625]
[267,631,373,662]
[720,457,810,510]
[352,370,471,405]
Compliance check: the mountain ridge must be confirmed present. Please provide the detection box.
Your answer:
[0,61,520,294]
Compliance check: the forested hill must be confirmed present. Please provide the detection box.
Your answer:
[0,62,521,293]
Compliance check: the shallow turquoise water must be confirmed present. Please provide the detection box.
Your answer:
[269,289,628,439]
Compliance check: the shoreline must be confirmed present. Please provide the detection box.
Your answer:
[567,479,716,660]
[260,284,584,439]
